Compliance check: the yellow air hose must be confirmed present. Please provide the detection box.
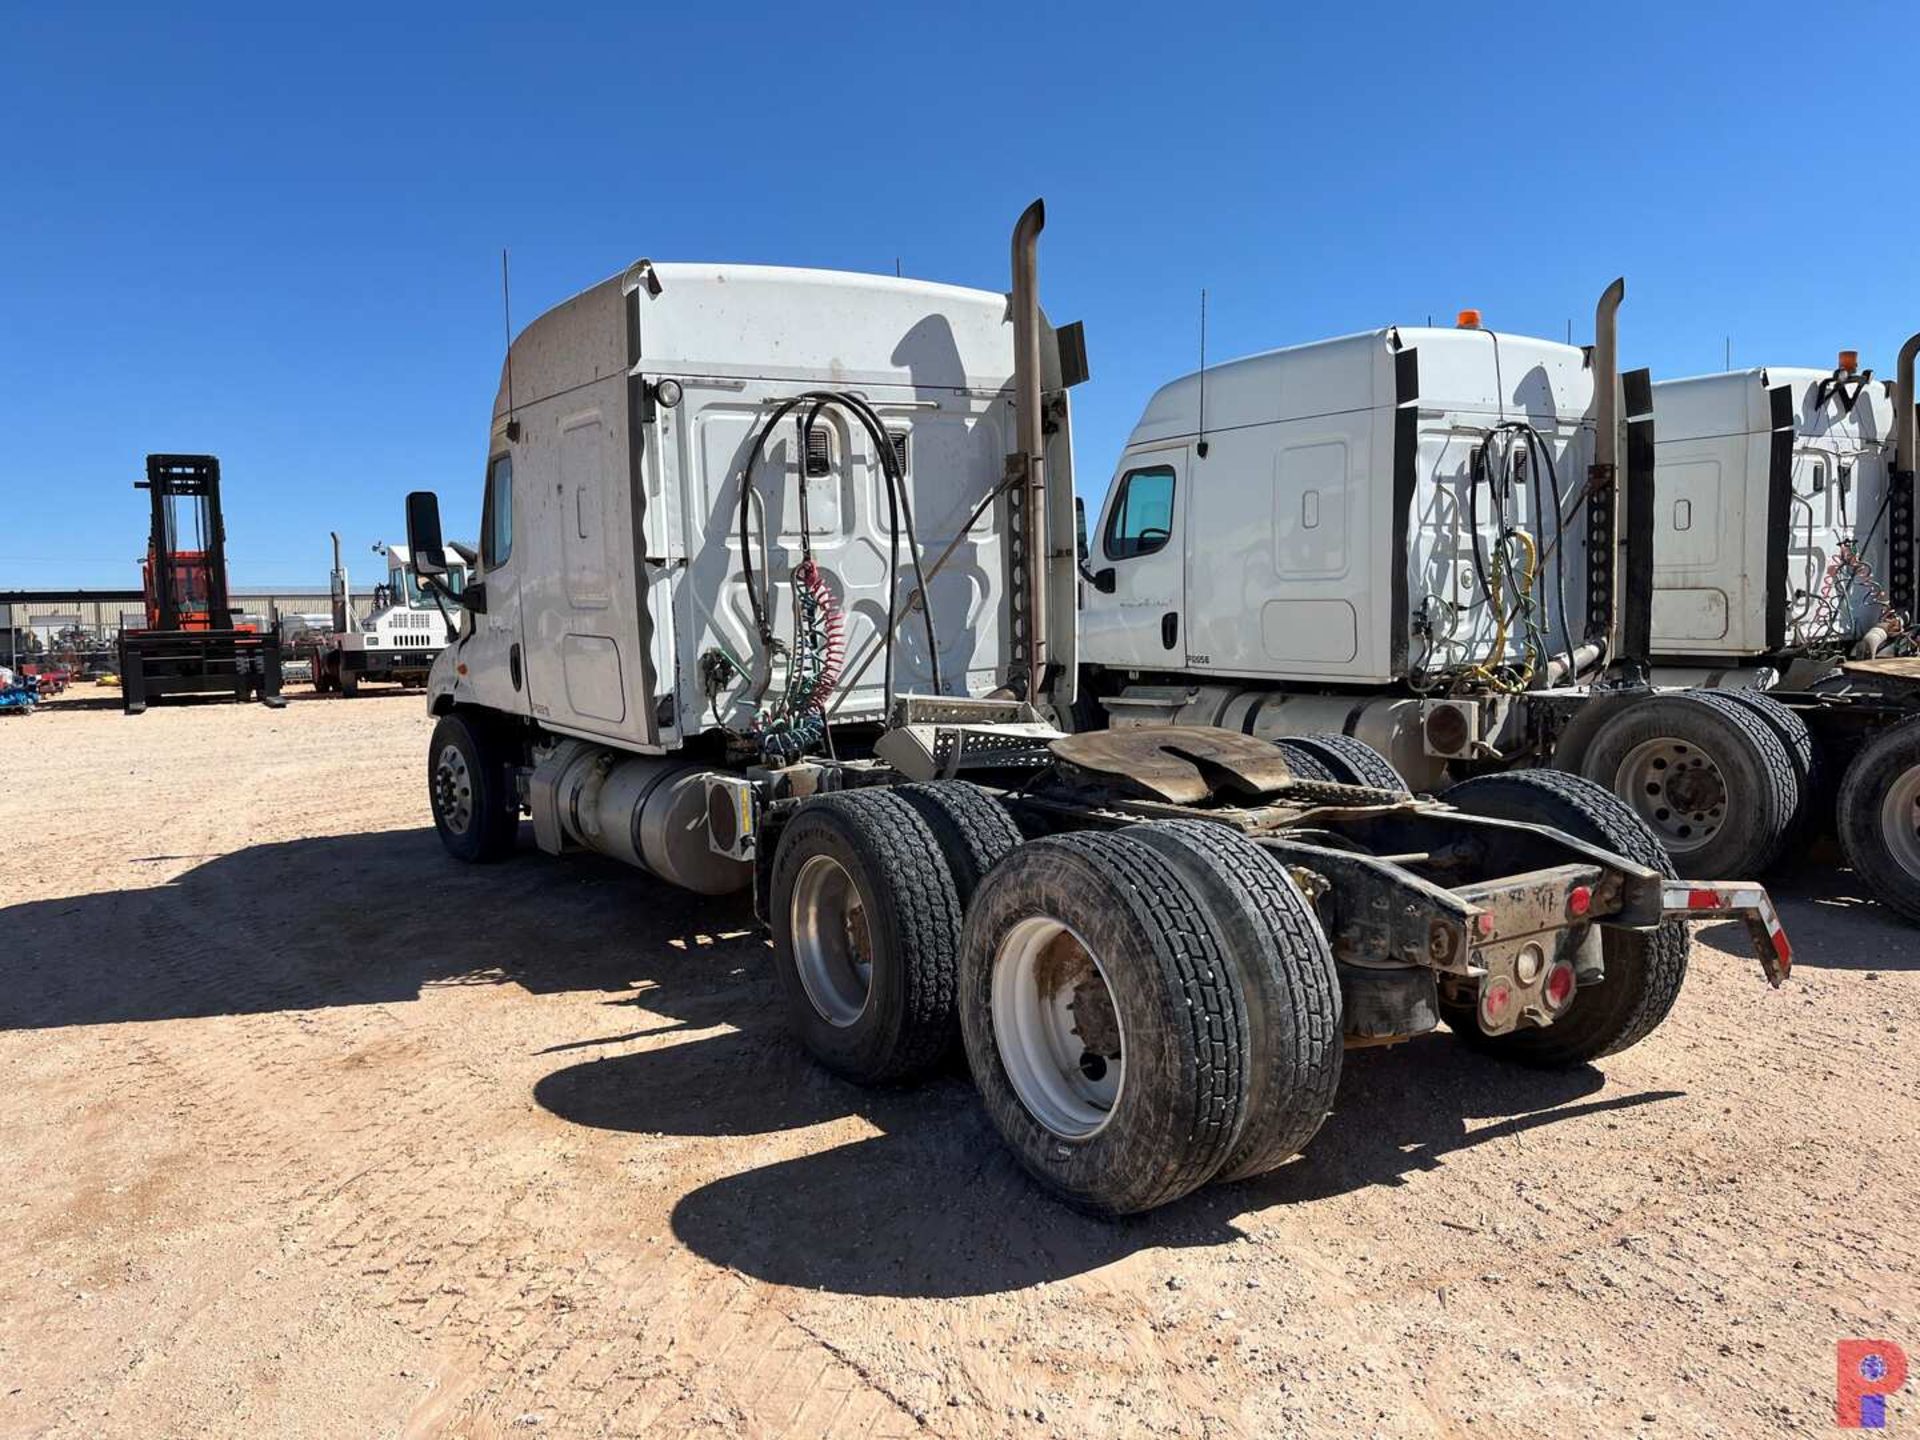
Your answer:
[1465,529,1538,693]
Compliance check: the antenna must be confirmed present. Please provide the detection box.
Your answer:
[895,256,902,277]
[1196,288,1209,459]
[501,248,520,441]
[1725,335,1732,371]
[1566,318,1573,344]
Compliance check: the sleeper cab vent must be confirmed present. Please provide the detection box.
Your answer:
[802,426,906,477]
[804,427,832,478]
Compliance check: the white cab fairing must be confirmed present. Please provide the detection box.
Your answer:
[1082,326,1599,687]
[429,263,1075,755]
[1649,367,1894,658]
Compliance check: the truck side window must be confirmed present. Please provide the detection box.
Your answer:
[482,454,514,567]
[1103,464,1176,560]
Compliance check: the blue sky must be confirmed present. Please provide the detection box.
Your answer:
[3,1,1914,588]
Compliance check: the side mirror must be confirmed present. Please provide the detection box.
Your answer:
[1093,567,1117,595]
[406,491,447,576]
[1075,497,1089,562]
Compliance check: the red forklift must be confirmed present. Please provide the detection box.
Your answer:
[118,454,284,715]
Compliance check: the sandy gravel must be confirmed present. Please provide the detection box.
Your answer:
[1,687,1915,1439]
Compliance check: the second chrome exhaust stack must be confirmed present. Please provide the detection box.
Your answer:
[1586,277,1630,666]
[1592,277,1625,483]
[1009,198,1049,703]
[1896,330,1919,478]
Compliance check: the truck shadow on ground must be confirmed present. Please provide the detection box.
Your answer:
[1697,860,1920,971]
[0,826,760,1032]
[536,1019,1681,1298]
[5,819,1806,1298]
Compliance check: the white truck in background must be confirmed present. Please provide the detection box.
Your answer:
[1633,338,1920,922]
[400,204,1788,1217]
[1648,352,1908,685]
[1075,305,1920,918]
[313,532,469,695]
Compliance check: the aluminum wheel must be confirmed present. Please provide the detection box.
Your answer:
[1616,736,1727,854]
[991,914,1125,1140]
[1879,767,1920,881]
[433,743,474,835]
[788,854,873,1027]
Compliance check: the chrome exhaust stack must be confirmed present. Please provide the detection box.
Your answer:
[1592,277,1625,483]
[329,530,353,634]
[1896,330,1919,477]
[1888,330,1920,624]
[1009,198,1049,704]
[1585,278,1629,668]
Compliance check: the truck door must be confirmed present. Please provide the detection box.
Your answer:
[1080,449,1186,669]
[466,452,530,715]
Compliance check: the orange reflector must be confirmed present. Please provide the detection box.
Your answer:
[1839,349,1860,372]
[456,663,468,676]
[1456,309,1483,330]
[1568,884,1592,917]
[1475,911,1496,937]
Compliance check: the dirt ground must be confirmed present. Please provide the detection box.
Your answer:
[1,688,1915,1439]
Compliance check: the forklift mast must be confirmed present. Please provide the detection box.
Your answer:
[138,454,232,633]
[118,452,282,714]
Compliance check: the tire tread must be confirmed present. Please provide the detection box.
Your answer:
[1131,820,1341,1181]
[774,790,964,1082]
[1283,733,1411,793]
[960,830,1249,1213]
[894,782,1023,905]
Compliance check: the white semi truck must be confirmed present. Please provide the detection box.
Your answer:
[1076,306,1920,916]
[1636,339,1920,921]
[1648,355,1904,682]
[404,205,1788,1216]
[314,533,469,695]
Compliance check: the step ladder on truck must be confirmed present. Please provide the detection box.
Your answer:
[402,205,1789,1216]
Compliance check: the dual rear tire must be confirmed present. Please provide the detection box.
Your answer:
[1577,688,1804,879]
[766,788,986,1084]
[768,784,1342,1215]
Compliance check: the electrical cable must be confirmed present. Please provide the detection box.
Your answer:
[1513,421,1577,681]
[832,388,943,698]
[730,388,945,756]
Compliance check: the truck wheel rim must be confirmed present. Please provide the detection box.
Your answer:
[1879,767,1920,879]
[1616,738,1726,854]
[434,744,474,834]
[991,915,1125,1140]
[789,854,872,1027]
